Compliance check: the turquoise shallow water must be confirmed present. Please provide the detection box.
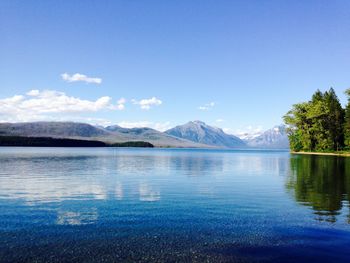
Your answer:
[0,147,349,262]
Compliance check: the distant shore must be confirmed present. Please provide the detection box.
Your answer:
[0,136,154,148]
[291,151,350,157]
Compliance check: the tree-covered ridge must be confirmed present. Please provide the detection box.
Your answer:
[110,141,154,148]
[0,136,154,148]
[284,88,350,152]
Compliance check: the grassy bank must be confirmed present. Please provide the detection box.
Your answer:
[291,151,350,157]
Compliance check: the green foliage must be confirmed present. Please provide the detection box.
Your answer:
[109,141,154,147]
[324,88,345,151]
[288,130,303,152]
[284,88,345,152]
[0,136,107,147]
[344,89,350,149]
[0,136,154,148]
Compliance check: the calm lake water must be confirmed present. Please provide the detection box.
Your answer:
[0,147,349,262]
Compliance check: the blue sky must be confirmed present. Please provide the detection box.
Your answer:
[1,0,350,134]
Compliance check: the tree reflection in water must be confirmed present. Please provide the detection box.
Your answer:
[287,155,350,223]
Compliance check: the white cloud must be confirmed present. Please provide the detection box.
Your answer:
[117,98,126,104]
[139,183,160,202]
[132,97,162,110]
[117,121,171,132]
[61,73,102,84]
[222,126,263,136]
[0,90,124,122]
[216,119,225,123]
[153,122,172,131]
[232,125,264,139]
[198,102,215,111]
[26,89,40,96]
[116,98,126,110]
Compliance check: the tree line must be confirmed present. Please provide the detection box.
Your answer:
[284,88,350,152]
[0,136,154,148]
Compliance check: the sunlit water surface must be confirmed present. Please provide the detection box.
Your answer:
[0,147,350,262]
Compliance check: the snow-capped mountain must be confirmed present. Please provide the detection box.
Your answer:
[165,121,246,148]
[241,125,289,149]
[236,131,263,141]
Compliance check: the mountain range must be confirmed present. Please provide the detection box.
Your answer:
[0,121,289,149]
[0,122,205,148]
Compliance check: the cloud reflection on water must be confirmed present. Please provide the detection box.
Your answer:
[0,149,290,205]
[56,208,98,226]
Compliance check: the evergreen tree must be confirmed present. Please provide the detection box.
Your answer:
[345,89,350,149]
[323,88,344,151]
[284,88,346,152]
[307,91,329,151]
[284,102,313,151]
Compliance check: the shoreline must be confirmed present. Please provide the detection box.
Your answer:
[291,151,350,157]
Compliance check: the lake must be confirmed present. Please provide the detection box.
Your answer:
[0,147,349,262]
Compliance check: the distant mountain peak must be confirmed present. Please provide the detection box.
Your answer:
[192,120,206,125]
[188,120,223,132]
[165,120,245,148]
[242,124,289,149]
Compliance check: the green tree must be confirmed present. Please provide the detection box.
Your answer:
[284,88,346,152]
[307,90,329,151]
[284,102,312,151]
[344,89,350,149]
[323,88,345,151]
